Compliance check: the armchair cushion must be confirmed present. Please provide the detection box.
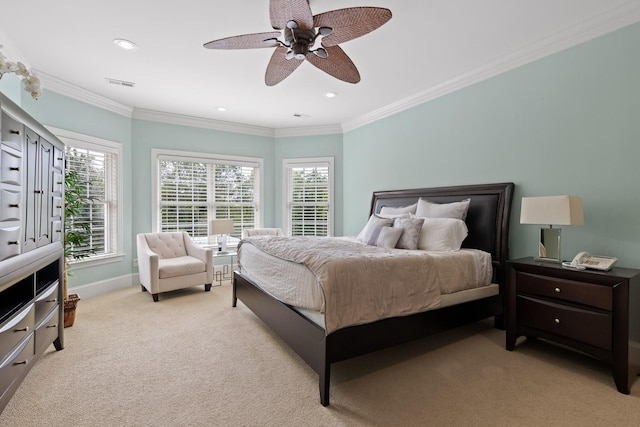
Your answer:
[159,256,206,279]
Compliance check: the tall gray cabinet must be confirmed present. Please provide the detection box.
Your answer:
[0,92,65,413]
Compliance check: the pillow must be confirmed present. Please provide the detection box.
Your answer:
[376,227,403,248]
[415,217,469,251]
[356,214,394,245]
[379,202,417,216]
[415,198,471,220]
[393,216,424,250]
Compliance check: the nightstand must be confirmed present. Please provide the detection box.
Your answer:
[506,257,640,394]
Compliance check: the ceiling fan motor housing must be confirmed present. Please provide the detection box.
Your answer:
[285,27,317,60]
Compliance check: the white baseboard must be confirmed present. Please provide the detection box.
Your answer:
[68,273,139,299]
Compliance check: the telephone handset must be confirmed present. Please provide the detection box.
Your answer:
[562,252,618,271]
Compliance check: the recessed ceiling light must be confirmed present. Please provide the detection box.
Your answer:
[324,91,338,98]
[113,39,138,50]
[216,106,227,112]
[293,113,311,119]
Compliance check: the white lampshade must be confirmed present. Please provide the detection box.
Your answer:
[520,196,584,226]
[209,219,234,235]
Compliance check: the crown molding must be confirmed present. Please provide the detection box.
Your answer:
[38,72,133,117]
[342,2,640,132]
[274,124,343,137]
[132,108,275,137]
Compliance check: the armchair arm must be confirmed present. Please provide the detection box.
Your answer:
[183,232,213,283]
[136,234,160,291]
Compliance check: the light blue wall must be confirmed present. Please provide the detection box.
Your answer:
[274,134,344,235]
[130,119,275,237]
[344,23,640,267]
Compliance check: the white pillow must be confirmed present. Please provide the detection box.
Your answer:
[356,214,394,245]
[415,198,470,220]
[379,202,417,216]
[415,217,469,251]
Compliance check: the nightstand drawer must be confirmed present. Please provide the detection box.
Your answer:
[517,272,612,311]
[517,295,612,350]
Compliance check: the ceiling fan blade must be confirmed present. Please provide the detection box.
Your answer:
[314,7,392,47]
[204,32,281,49]
[270,0,313,30]
[307,45,360,84]
[265,46,303,86]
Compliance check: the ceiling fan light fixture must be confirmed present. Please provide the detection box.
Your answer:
[318,27,333,36]
[313,48,328,59]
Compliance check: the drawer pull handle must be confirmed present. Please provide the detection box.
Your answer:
[554,287,561,293]
[9,129,22,136]
[46,324,57,329]
[554,318,560,324]
[9,203,20,208]
[13,360,28,366]
[8,241,18,245]
[9,166,20,171]
[14,326,29,332]
[45,298,58,303]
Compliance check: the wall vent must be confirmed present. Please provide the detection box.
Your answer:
[106,78,135,88]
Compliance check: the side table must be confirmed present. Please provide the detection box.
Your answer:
[506,257,640,394]
[212,251,237,286]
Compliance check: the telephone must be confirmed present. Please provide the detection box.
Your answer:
[562,252,618,271]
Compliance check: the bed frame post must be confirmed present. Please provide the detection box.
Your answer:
[319,343,330,406]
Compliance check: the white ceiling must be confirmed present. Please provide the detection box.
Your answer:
[2,1,639,135]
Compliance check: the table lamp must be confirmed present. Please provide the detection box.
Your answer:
[209,219,234,253]
[520,195,584,263]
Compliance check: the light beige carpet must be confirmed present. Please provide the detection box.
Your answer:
[1,283,640,426]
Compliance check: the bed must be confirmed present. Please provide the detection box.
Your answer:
[232,182,515,405]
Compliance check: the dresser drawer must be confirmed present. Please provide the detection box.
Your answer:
[518,295,612,350]
[0,226,21,260]
[0,334,34,397]
[35,282,59,324]
[35,307,59,355]
[0,189,21,222]
[517,272,612,311]
[1,112,24,152]
[0,150,22,186]
[0,304,34,359]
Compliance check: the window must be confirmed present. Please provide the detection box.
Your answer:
[153,149,262,244]
[284,157,333,236]
[51,127,123,265]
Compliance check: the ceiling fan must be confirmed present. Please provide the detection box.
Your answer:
[203,0,392,86]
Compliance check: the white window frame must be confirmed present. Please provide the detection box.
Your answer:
[49,126,124,268]
[151,149,263,244]
[283,157,334,237]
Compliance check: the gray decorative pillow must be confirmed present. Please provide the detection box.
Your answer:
[357,214,394,245]
[393,217,424,250]
[376,226,403,248]
[416,198,471,220]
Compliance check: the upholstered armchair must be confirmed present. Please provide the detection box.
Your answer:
[136,231,213,302]
[241,228,284,238]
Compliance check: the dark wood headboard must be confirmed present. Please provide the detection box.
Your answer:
[370,182,515,283]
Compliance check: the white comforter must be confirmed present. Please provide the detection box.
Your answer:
[238,236,492,333]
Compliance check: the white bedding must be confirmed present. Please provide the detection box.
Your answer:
[238,236,494,333]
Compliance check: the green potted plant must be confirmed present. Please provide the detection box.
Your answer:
[63,169,95,327]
